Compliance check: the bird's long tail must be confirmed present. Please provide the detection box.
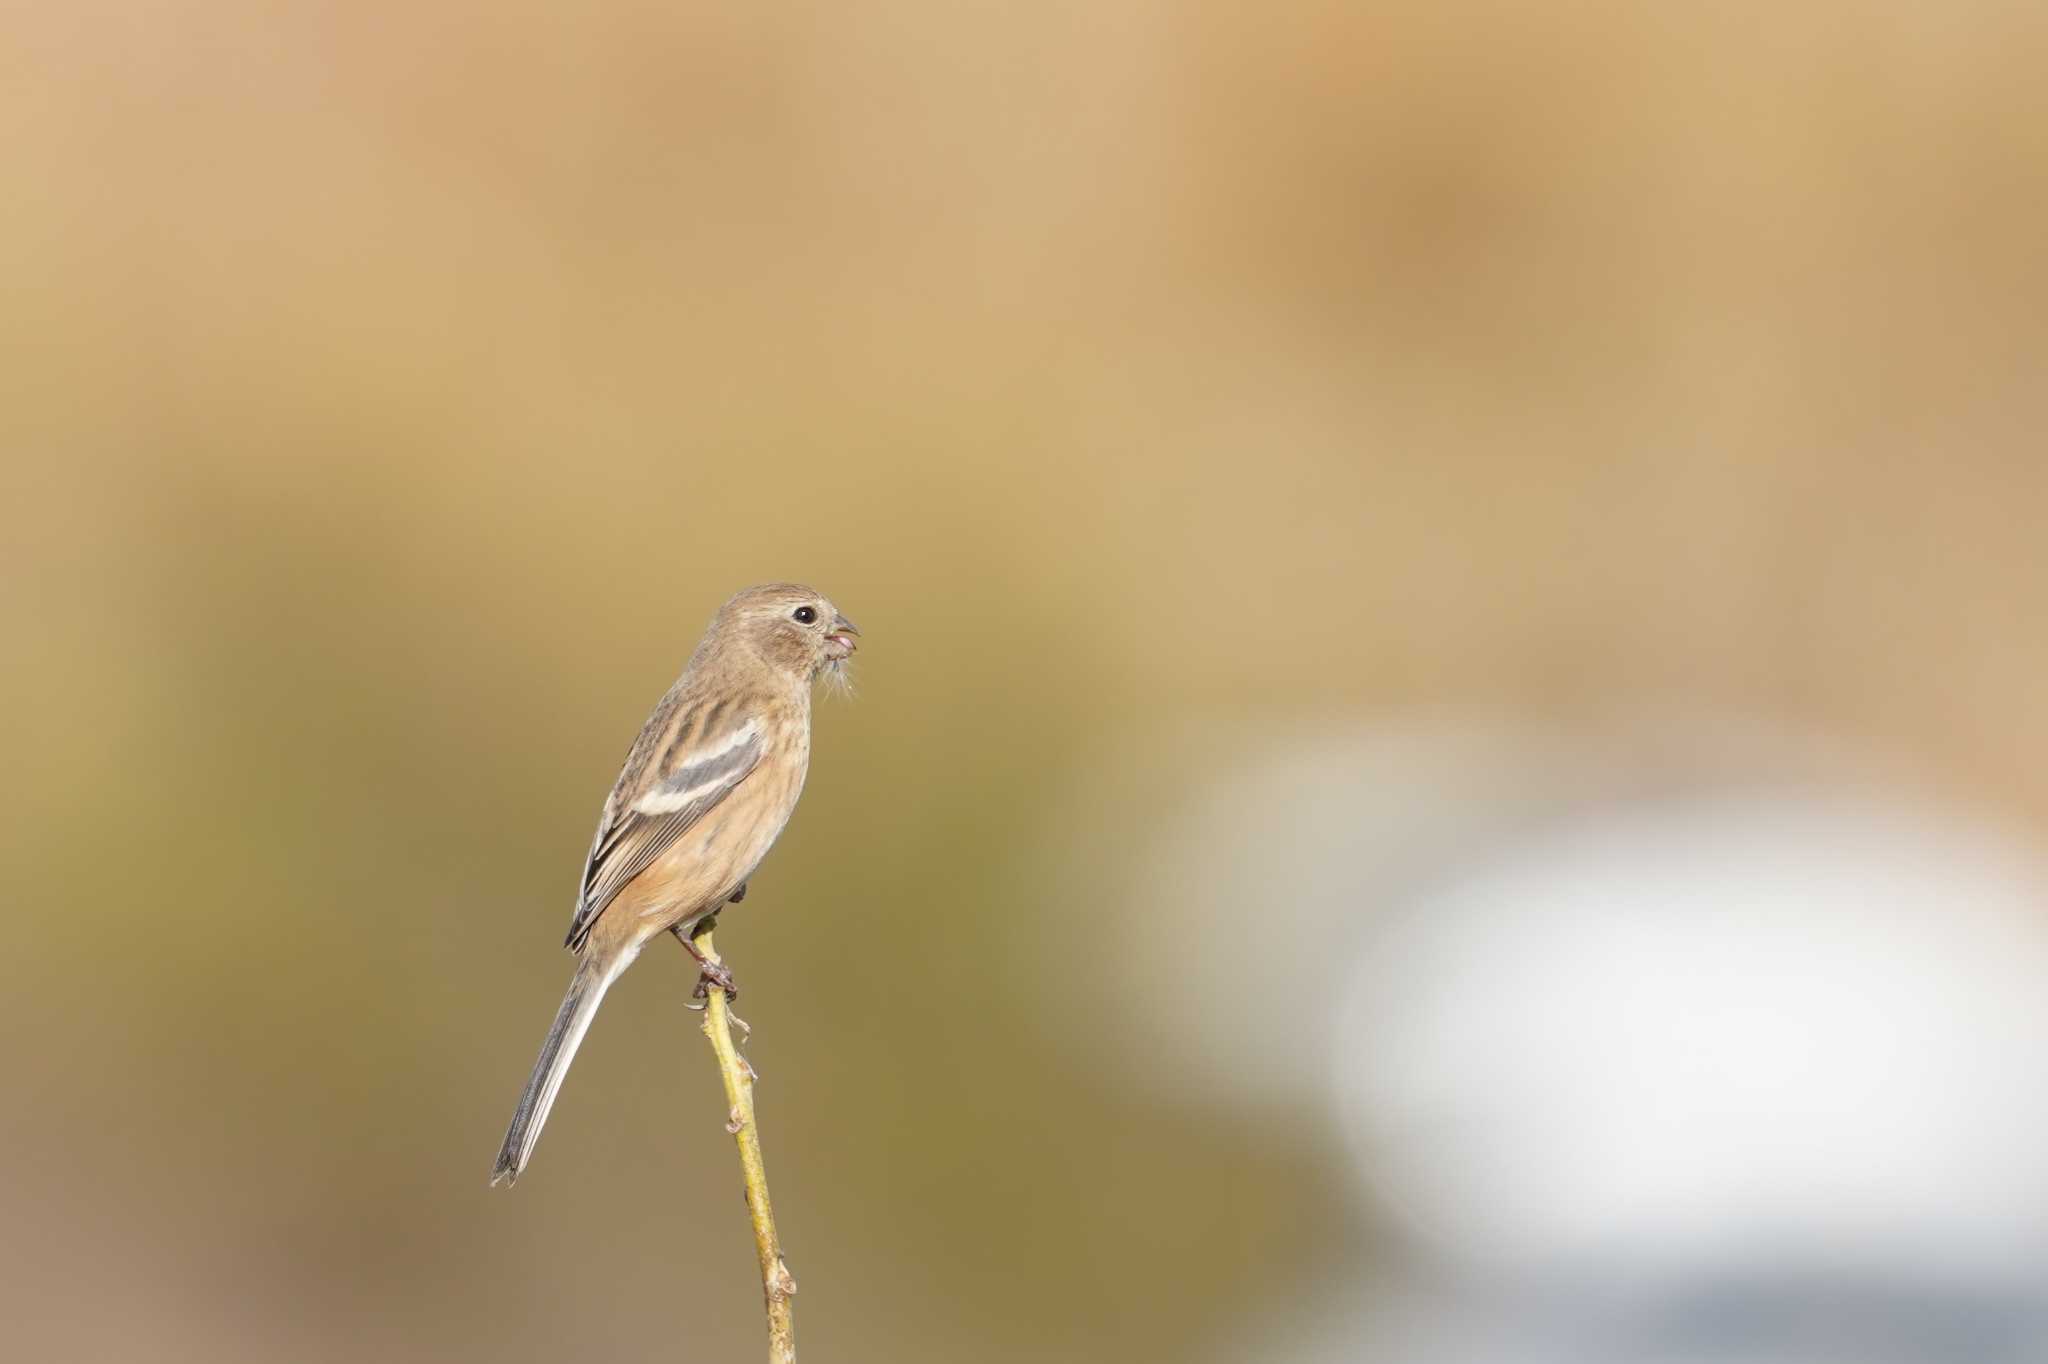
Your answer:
[491,951,630,1186]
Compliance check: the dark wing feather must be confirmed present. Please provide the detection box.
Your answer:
[564,704,764,949]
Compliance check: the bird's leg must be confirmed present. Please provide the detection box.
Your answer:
[675,884,746,1000]
[672,917,739,1001]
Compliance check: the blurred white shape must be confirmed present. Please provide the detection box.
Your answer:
[1064,714,2048,1362]
[1050,714,1635,1105]
[1334,793,2048,1269]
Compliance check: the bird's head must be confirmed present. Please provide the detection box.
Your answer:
[716,582,860,689]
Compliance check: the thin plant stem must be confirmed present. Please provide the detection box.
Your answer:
[690,921,797,1363]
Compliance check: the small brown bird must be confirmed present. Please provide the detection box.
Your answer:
[491,582,858,1186]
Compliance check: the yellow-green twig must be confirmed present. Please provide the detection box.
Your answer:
[691,922,796,1363]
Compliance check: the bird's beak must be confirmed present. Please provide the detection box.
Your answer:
[827,613,860,656]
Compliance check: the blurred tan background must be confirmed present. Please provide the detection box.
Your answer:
[5,2,2048,1361]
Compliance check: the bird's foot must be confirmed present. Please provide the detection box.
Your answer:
[691,958,740,1002]
[671,918,738,1000]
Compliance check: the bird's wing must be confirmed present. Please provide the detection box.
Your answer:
[564,700,764,949]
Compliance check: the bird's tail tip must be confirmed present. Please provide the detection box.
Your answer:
[490,1132,530,1186]
[491,951,628,1194]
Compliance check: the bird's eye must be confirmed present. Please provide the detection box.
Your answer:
[792,606,818,624]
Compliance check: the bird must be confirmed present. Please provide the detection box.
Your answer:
[491,582,859,1186]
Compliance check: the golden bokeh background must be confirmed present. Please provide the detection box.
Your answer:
[5,2,2048,1360]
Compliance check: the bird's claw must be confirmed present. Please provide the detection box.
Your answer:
[691,959,740,1001]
